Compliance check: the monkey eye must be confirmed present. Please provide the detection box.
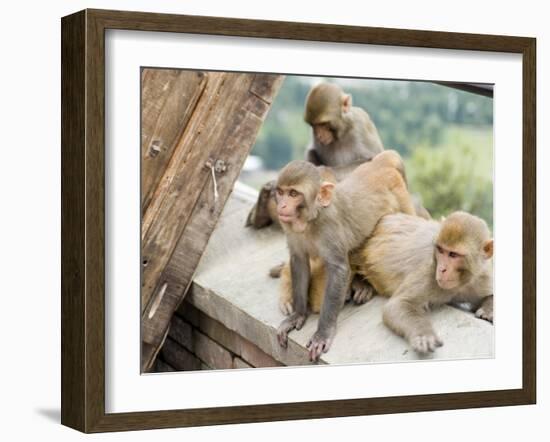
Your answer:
[436,245,444,254]
[449,251,460,258]
[289,189,299,198]
[276,188,284,197]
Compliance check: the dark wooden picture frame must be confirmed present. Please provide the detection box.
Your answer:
[61,9,536,433]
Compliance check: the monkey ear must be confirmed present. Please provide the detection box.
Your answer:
[482,239,494,259]
[318,182,335,207]
[341,94,352,113]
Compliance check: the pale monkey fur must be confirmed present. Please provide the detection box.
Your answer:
[280,212,493,351]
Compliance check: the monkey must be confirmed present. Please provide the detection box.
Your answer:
[279,211,493,354]
[365,211,494,353]
[274,150,416,361]
[246,82,384,229]
[274,151,410,313]
[272,152,419,313]
[303,82,384,167]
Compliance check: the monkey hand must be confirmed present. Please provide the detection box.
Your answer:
[277,313,307,348]
[475,306,493,323]
[410,333,443,354]
[350,276,376,305]
[474,295,493,323]
[306,329,335,362]
[245,180,276,228]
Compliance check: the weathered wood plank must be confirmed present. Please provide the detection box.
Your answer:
[141,69,207,213]
[193,330,233,369]
[160,338,201,371]
[240,337,283,368]
[249,74,285,104]
[141,73,284,370]
[232,357,252,369]
[154,358,176,373]
[175,301,283,367]
[141,324,171,373]
[141,69,178,161]
[168,315,194,351]
[190,305,243,355]
[141,72,277,310]
[141,71,225,306]
[176,301,200,327]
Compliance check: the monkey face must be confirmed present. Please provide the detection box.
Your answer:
[304,83,352,147]
[275,186,308,232]
[313,123,335,146]
[435,212,493,290]
[275,186,303,222]
[275,160,324,233]
[435,244,466,290]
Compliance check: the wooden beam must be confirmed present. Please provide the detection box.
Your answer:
[141,69,207,213]
[140,72,284,371]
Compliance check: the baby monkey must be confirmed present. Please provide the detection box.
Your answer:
[279,212,494,354]
[275,151,415,361]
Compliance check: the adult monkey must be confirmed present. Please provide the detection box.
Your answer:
[279,212,494,354]
[245,82,384,229]
[304,82,384,168]
[275,150,415,361]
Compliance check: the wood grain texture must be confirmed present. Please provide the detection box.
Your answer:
[90,8,533,53]
[85,10,107,432]
[172,302,284,368]
[161,338,202,371]
[140,72,284,371]
[141,69,206,213]
[522,39,537,404]
[61,10,86,431]
[60,8,537,433]
[155,358,177,372]
[141,72,253,309]
[61,9,107,432]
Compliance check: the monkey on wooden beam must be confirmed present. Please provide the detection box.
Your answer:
[274,150,415,361]
[279,211,494,354]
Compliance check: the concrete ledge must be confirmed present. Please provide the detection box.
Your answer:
[184,182,494,367]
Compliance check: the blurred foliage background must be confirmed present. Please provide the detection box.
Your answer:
[239,76,493,229]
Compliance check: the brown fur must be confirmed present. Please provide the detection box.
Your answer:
[279,257,326,315]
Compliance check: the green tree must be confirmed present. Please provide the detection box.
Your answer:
[407,143,493,228]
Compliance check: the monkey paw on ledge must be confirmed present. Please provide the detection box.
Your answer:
[163,182,494,370]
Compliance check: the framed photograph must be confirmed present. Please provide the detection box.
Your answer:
[61,9,536,433]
